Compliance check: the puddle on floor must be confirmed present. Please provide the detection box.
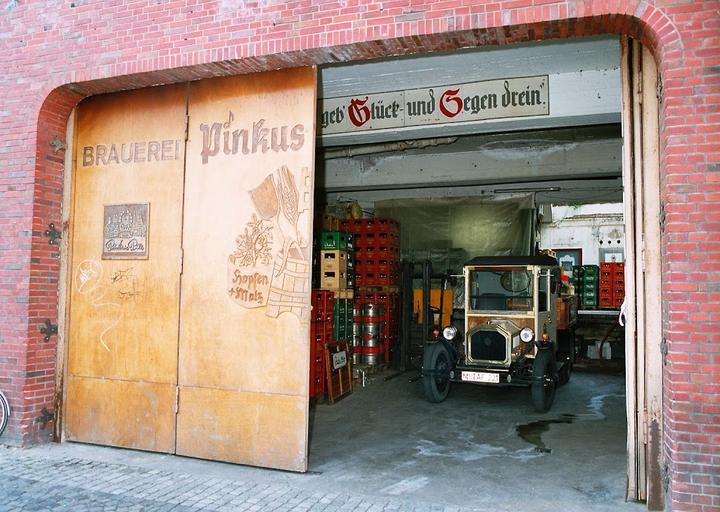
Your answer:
[516,393,625,453]
[516,414,575,453]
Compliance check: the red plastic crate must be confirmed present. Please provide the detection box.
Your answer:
[340,218,363,233]
[311,323,333,341]
[309,359,325,398]
[312,289,335,308]
[599,297,614,309]
[340,217,400,235]
[311,308,333,323]
[369,217,400,234]
[311,289,335,322]
[376,231,400,245]
[599,287,613,297]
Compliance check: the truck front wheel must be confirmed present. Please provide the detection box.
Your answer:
[531,348,557,412]
[423,343,451,403]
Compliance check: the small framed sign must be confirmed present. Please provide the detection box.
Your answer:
[332,350,348,370]
[554,248,582,283]
[102,203,149,260]
[325,341,353,404]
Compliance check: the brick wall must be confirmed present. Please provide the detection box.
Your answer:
[0,1,717,510]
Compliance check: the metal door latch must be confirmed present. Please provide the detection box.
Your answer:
[40,319,58,342]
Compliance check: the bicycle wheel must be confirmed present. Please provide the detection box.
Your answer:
[0,390,9,437]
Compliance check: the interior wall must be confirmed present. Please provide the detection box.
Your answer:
[374,196,534,273]
[540,204,625,265]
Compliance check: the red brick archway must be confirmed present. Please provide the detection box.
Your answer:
[7,1,712,510]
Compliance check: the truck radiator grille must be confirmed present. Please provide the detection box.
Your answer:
[470,330,507,361]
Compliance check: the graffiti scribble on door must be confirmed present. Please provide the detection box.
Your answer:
[74,259,122,352]
[228,165,312,320]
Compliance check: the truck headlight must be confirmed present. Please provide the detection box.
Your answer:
[520,327,535,343]
[443,326,458,341]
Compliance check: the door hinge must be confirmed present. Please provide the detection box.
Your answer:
[660,337,668,366]
[659,202,666,233]
[656,74,663,105]
[179,247,184,275]
[184,114,190,142]
[174,387,180,414]
[40,319,58,342]
[640,238,647,274]
[638,407,648,444]
[44,223,62,246]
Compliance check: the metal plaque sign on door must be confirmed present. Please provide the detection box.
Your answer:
[65,85,187,452]
[66,68,317,471]
[176,68,316,472]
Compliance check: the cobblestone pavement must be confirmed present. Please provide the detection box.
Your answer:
[0,447,474,512]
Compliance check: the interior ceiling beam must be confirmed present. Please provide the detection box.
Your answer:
[323,177,624,205]
[318,125,622,193]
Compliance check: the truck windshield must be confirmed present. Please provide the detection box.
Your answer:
[468,268,534,312]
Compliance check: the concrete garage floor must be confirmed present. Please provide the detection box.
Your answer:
[309,370,645,512]
[3,371,647,511]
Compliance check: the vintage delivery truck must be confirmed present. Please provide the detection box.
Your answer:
[422,255,578,412]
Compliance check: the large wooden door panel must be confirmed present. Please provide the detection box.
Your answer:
[66,85,187,452]
[176,388,307,469]
[177,68,317,471]
[66,69,317,469]
[65,379,177,452]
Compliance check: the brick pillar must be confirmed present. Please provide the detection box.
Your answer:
[0,88,82,446]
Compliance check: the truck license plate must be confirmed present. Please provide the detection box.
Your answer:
[461,371,500,384]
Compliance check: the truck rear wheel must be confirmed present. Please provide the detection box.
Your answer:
[531,348,557,412]
[423,342,451,403]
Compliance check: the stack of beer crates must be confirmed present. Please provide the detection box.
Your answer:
[599,262,625,309]
[574,264,600,309]
[318,228,355,340]
[333,294,354,343]
[319,231,351,291]
[310,290,334,399]
[346,218,400,287]
[341,217,401,365]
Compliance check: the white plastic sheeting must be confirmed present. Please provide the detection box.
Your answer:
[375,195,534,273]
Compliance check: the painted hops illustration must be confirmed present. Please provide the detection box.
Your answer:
[231,214,273,267]
[228,165,312,320]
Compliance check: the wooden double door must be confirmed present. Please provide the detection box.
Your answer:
[64,69,316,472]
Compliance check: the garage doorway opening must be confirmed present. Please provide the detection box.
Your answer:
[53,31,662,512]
[307,35,662,511]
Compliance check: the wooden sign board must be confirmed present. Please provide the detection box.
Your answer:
[325,342,353,404]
